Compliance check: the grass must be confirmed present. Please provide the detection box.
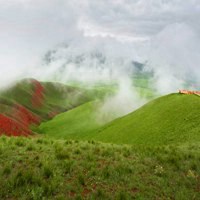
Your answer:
[0,79,117,137]
[0,78,199,199]
[91,93,200,145]
[0,79,93,121]
[38,93,200,146]
[38,101,102,140]
[37,75,158,140]
[0,76,156,136]
[0,79,118,124]
[0,136,199,199]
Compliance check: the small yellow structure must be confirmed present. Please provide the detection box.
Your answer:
[179,90,200,96]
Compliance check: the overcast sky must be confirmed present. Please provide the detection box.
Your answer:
[0,0,200,91]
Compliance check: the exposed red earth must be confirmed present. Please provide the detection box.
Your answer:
[0,114,31,136]
[13,104,41,128]
[0,79,88,137]
[0,80,45,137]
[31,80,45,108]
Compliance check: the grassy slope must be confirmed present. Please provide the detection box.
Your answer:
[39,93,200,145]
[0,79,92,121]
[38,101,102,139]
[0,79,116,119]
[92,94,200,145]
[38,76,157,140]
[0,136,199,200]
[0,79,200,199]
[37,83,120,139]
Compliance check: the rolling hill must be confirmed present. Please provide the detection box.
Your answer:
[39,93,200,145]
[38,101,102,139]
[0,81,200,199]
[92,93,200,145]
[0,79,94,136]
[38,99,123,140]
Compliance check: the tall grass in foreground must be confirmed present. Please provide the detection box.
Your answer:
[0,136,199,199]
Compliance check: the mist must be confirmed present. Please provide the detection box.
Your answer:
[0,0,200,117]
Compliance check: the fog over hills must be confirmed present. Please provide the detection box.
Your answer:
[0,0,199,92]
[0,2,200,199]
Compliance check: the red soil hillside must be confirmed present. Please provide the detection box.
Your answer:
[0,114,31,136]
[32,79,45,108]
[0,80,44,136]
[0,79,91,137]
[13,104,41,128]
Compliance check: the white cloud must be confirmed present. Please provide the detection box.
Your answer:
[0,0,199,91]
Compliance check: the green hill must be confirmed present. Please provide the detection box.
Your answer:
[39,93,200,145]
[92,93,200,145]
[0,79,98,136]
[38,101,102,139]
[1,83,200,199]
[0,79,116,120]
[0,79,91,120]
[38,97,129,140]
[0,78,116,136]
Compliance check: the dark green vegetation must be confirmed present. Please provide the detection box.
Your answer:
[0,136,199,200]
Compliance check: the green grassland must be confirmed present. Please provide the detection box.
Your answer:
[38,101,102,140]
[0,79,117,130]
[37,75,158,140]
[0,136,199,200]
[38,93,200,146]
[91,94,200,145]
[0,76,155,123]
[38,99,124,140]
[0,77,200,199]
[0,79,92,121]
